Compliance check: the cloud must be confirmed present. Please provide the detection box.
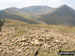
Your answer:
[0,0,75,10]
[49,0,66,7]
[0,0,46,9]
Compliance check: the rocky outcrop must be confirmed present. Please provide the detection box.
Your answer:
[0,25,75,56]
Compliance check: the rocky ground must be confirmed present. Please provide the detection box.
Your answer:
[0,23,75,56]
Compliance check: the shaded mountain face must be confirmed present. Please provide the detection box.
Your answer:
[50,5,75,16]
[0,10,40,24]
[3,7,30,17]
[35,5,75,26]
[20,6,52,15]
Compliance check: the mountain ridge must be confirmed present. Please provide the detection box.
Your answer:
[20,6,53,15]
[33,4,75,26]
[0,4,75,26]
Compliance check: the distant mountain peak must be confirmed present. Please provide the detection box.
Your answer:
[20,6,52,15]
[23,5,51,8]
[36,4,75,26]
[60,4,70,8]
[4,7,18,11]
[62,4,68,6]
[9,7,17,9]
[50,4,75,15]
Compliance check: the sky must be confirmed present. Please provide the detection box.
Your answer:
[0,0,75,10]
